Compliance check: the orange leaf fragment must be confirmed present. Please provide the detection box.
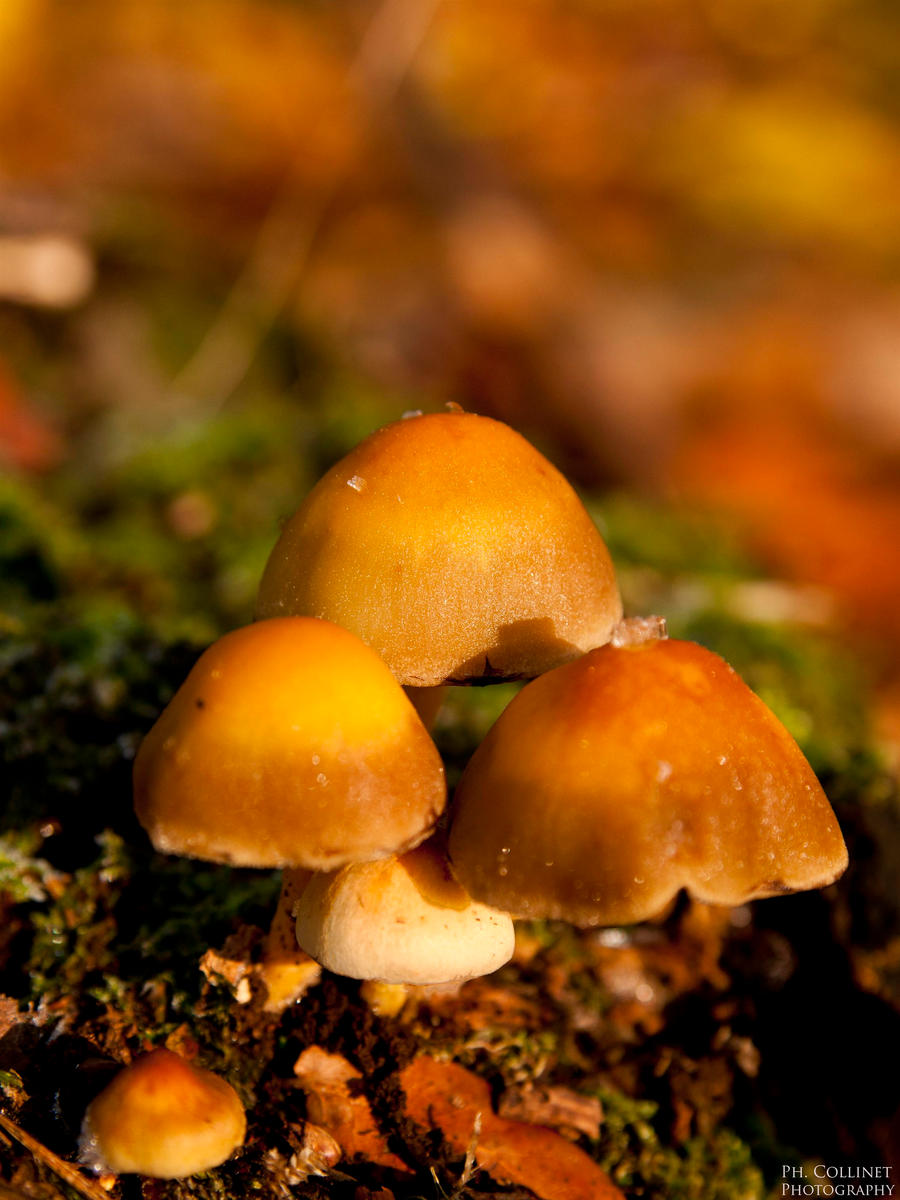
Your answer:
[293,1047,411,1174]
[400,1057,624,1200]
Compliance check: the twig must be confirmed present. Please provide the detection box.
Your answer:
[0,1110,110,1200]
[171,0,443,412]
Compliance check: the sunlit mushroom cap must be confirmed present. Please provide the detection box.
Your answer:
[295,839,515,984]
[80,1049,245,1179]
[256,411,622,686]
[448,638,848,926]
[134,617,446,870]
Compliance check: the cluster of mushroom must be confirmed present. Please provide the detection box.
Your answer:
[138,407,848,976]
[125,409,848,1176]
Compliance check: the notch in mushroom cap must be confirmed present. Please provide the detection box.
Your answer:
[134,616,446,870]
[256,410,622,687]
[295,838,515,985]
[80,1049,245,1178]
[448,636,848,926]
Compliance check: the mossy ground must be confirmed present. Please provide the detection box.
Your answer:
[1,425,898,1198]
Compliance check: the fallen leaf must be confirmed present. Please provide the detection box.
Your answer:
[293,1047,411,1174]
[420,979,544,1033]
[497,1083,603,1141]
[401,1057,624,1200]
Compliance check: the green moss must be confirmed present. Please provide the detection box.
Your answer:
[0,617,199,836]
[676,611,871,776]
[592,494,757,581]
[28,830,131,1001]
[592,1087,765,1199]
[433,683,523,784]
[0,476,85,616]
[0,829,66,904]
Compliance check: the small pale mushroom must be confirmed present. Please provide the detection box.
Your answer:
[79,1048,245,1179]
[134,616,446,1005]
[256,409,622,686]
[448,636,848,926]
[295,838,515,986]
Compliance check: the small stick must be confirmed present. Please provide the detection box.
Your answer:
[0,1110,111,1200]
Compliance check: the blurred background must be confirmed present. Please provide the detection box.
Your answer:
[2,0,900,666]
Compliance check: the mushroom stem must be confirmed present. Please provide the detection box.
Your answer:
[360,980,409,1018]
[260,868,321,1012]
[404,685,446,731]
[609,615,668,647]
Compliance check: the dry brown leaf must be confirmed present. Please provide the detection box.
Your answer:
[401,1057,624,1200]
[293,1047,411,1173]
[497,1083,603,1141]
[421,979,544,1033]
[0,997,24,1042]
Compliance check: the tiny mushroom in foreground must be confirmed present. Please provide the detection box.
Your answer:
[295,837,515,985]
[256,409,622,687]
[134,616,446,1005]
[448,633,848,926]
[80,1048,245,1179]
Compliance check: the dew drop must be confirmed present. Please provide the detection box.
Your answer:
[633,876,645,885]
[312,754,320,766]
[316,772,327,786]
[401,409,423,419]
[656,760,672,783]
[347,475,367,493]
[498,866,508,877]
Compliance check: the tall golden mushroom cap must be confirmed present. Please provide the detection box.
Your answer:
[134,617,446,870]
[80,1049,245,1179]
[448,638,848,926]
[256,411,622,686]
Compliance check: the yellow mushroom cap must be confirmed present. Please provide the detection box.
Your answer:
[134,617,446,870]
[448,638,848,926]
[80,1049,245,1179]
[256,411,622,686]
[295,840,515,984]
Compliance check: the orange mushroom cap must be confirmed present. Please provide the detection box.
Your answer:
[134,617,446,870]
[80,1049,245,1179]
[256,411,622,686]
[448,638,848,926]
